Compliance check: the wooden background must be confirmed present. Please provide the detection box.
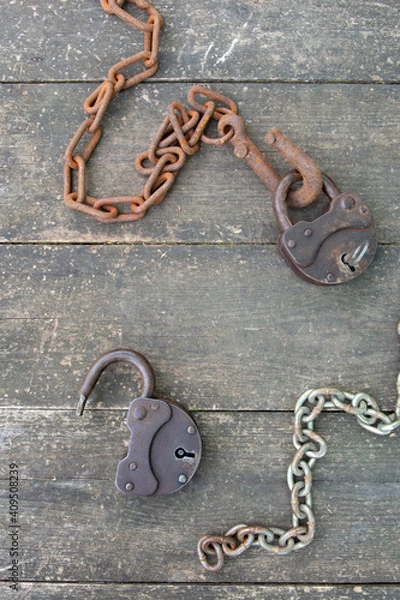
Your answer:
[1,0,399,598]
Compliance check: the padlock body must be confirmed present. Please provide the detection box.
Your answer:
[115,396,201,496]
[277,192,377,285]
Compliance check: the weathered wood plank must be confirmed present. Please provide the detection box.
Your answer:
[1,0,399,83]
[1,583,399,600]
[0,410,398,583]
[1,82,399,243]
[1,244,399,410]
[2,0,398,596]
[1,410,398,484]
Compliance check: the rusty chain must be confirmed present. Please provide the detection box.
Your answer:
[64,0,165,222]
[198,336,400,571]
[64,0,326,223]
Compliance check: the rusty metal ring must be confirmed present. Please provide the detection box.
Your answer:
[200,107,236,146]
[135,147,186,175]
[187,86,238,119]
[273,170,342,233]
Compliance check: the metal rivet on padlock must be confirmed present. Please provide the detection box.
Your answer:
[273,170,377,285]
[77,349,201,497]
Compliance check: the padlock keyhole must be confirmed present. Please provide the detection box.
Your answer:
[175,447,195,459]
[341,254,356,273]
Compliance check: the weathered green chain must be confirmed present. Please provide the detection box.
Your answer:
[198,325,400,571]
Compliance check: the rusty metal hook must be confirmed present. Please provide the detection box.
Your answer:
[218,113,323,208]
[76,348,156,416]
[265,128,323,208]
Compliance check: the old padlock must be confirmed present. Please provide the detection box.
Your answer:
[273,170,377,285]
[77,349,201,497]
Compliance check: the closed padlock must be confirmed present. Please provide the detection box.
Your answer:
[273,171,377,285]
[77,349,202,497]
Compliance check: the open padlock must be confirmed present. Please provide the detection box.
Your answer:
[273,170,377,285]
[77,349,202,496]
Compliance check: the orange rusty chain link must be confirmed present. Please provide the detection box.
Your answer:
[64,0,325,223]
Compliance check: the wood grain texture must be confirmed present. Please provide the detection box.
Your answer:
[1,244,400,410]
[0,82,399,243]
[1,0,399,595]
[0,410,399,584]
[1,583,400,600]
[1,0,399,83]
[1,410,398,483]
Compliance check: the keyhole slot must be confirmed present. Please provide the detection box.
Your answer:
[175,447,195,459]
[341,254,356,272]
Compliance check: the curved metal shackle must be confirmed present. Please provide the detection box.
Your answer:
[76,349,156,416]
[273,170,342,232]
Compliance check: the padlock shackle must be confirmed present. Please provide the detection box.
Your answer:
[273,170,342,232]
[76,349,156,415]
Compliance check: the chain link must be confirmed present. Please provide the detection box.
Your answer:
[64,0,328,223]
[64,0,164,222]
[198,380,400,572]
[63,0,241,223]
